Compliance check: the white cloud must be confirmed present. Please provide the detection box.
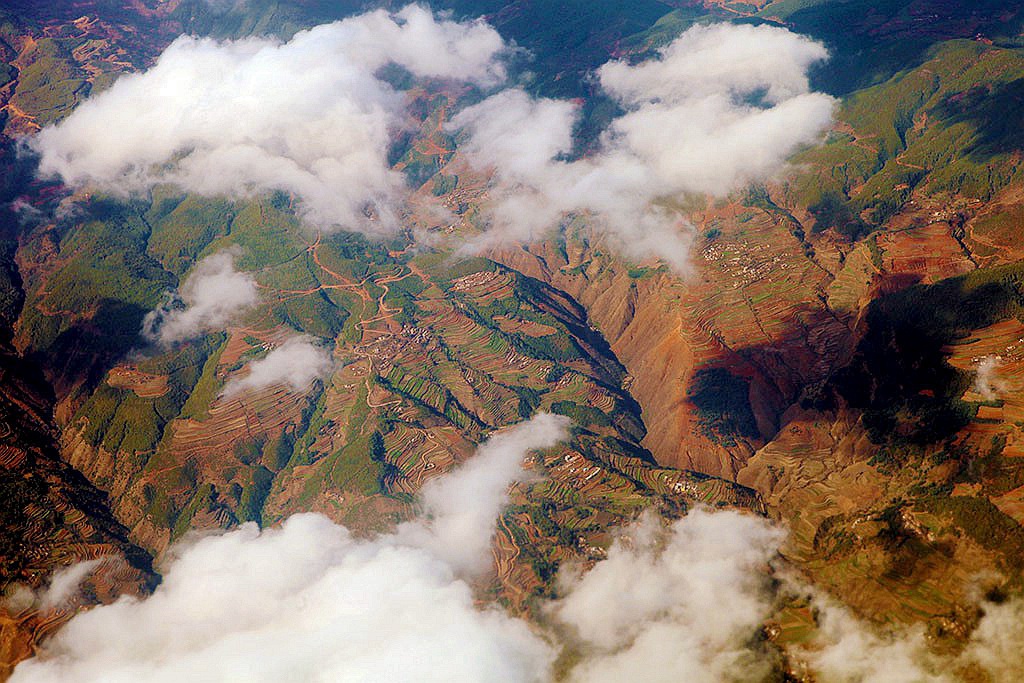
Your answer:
[450,23,836,272]
[789,579,1024,683]
[38,560,105,611]
[30,12,831,269]
[10,414,569,683]
[960,596,1024,681]
[396,412,571,574]
[799,595,947,683]
[2,560,105,615]
[552,513,1024,683]
[142,250,258,345]
[551,509,784,682]
[221,335,334,397]
[15,452,1024,683]
[11,517,556,683]
[31,5,507,234]
[597,23,826,114]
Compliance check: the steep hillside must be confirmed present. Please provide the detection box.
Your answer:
[0,344,155,679]
[6,0,1024,677]
[0,8,765,630]
[467,31,1024,634]
[45,207,763,611]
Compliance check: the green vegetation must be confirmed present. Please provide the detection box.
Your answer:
[237,467,275,524]
[263,431,296,471]
[808,189,866,239]
[620,5,719,52]
[380,368,481,431]
[178,335,227,421]
[330,432,385,497]
[918,495,1024,562]
[12,37,88,124]
[233,436,266,466]
[141,484,174,529]
[77,335,219,456]
[792,41,1024,233]
[761,0,1024,94]
[431,173,458,196]
[272,290,349,339]
[627,265,658,279]
[146,194,236,277]
[19,199,174,398]
[208,196,302,270]
[443,0,671,98]
[551,400,612,429]
[0,62,15,89]
[511,386,543,419]
[424,254,496,289]
[171,483,216,540]
[395,96,455,187]
[383,272,427,325]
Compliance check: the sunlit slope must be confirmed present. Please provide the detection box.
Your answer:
[13,188,758,614]
[788,41,1024,239]
[7,0,1024,661]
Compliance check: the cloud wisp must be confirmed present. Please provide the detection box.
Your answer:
[3,560,105,615]
[554,514,1024,683]
[974,355,1005,401]
[798,591,946,683]
[450,23,836,272]
[395,414,569,574]
[962,596,1024,680]
[31,5,507,234]
[142,250,258,346]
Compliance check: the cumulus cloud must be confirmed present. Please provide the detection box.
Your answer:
[450,23,836,271]
[551,509,784,682]
[143,250,258,345]
[31,5,507,233]
[221,335,334,397]
[549,511,1024,683]
[11,516,556,683]
[30,10,831,269]
[10,414,569,683]
[974,355,1005,401]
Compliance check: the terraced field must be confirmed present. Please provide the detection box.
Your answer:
[0,348,154,676]
[7,1,1024,672]
[945,319,1024,462]
[20,188,765,610]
